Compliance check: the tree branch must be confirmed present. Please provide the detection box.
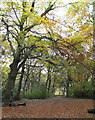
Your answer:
[57,45,93,74]
[55,2,79,8]
[41,2,56,17]
[72,54,93,74]
[20,1,28,31]
[30,0,36,12]
[24,23,39,32]
[0,14,20,27]
[17,44,35,71]
[11,2,21,24]
[25,2,56,32]
[1,18,15,56]
[21,0,37,32]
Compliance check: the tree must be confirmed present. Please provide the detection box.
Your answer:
[1,0,58,106]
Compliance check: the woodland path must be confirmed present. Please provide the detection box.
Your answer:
[2,96,95,118]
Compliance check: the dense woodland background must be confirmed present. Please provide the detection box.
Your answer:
[0,0,95,107]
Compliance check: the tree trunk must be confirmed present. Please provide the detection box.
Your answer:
[47,77,51,97]
[23,66,30,93]
[66,73,71,97]
[45,65,51,97]
[66,79,69,97]
[3,60,19,106]
[38,68,42,84]
[3,46,21,106]
[52,76,56,94]
[14,64,25,100]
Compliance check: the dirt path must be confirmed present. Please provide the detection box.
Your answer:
[2,96,95,118]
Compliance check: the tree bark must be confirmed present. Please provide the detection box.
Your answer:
[45,65,51,97]
[66,79,69,97]
[38,68,42,84]
[14,64,25,100]
[66,72,71,97]
[23,65,30,93]
[52,76,56,94]
[47,77,51,97]
[3,46,21,106]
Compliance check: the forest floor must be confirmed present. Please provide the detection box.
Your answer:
[2,96,95,119]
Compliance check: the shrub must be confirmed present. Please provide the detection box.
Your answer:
[69,81,93,99]
[22,84,47,99]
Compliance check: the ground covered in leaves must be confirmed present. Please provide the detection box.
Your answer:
[2,96,95,118]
